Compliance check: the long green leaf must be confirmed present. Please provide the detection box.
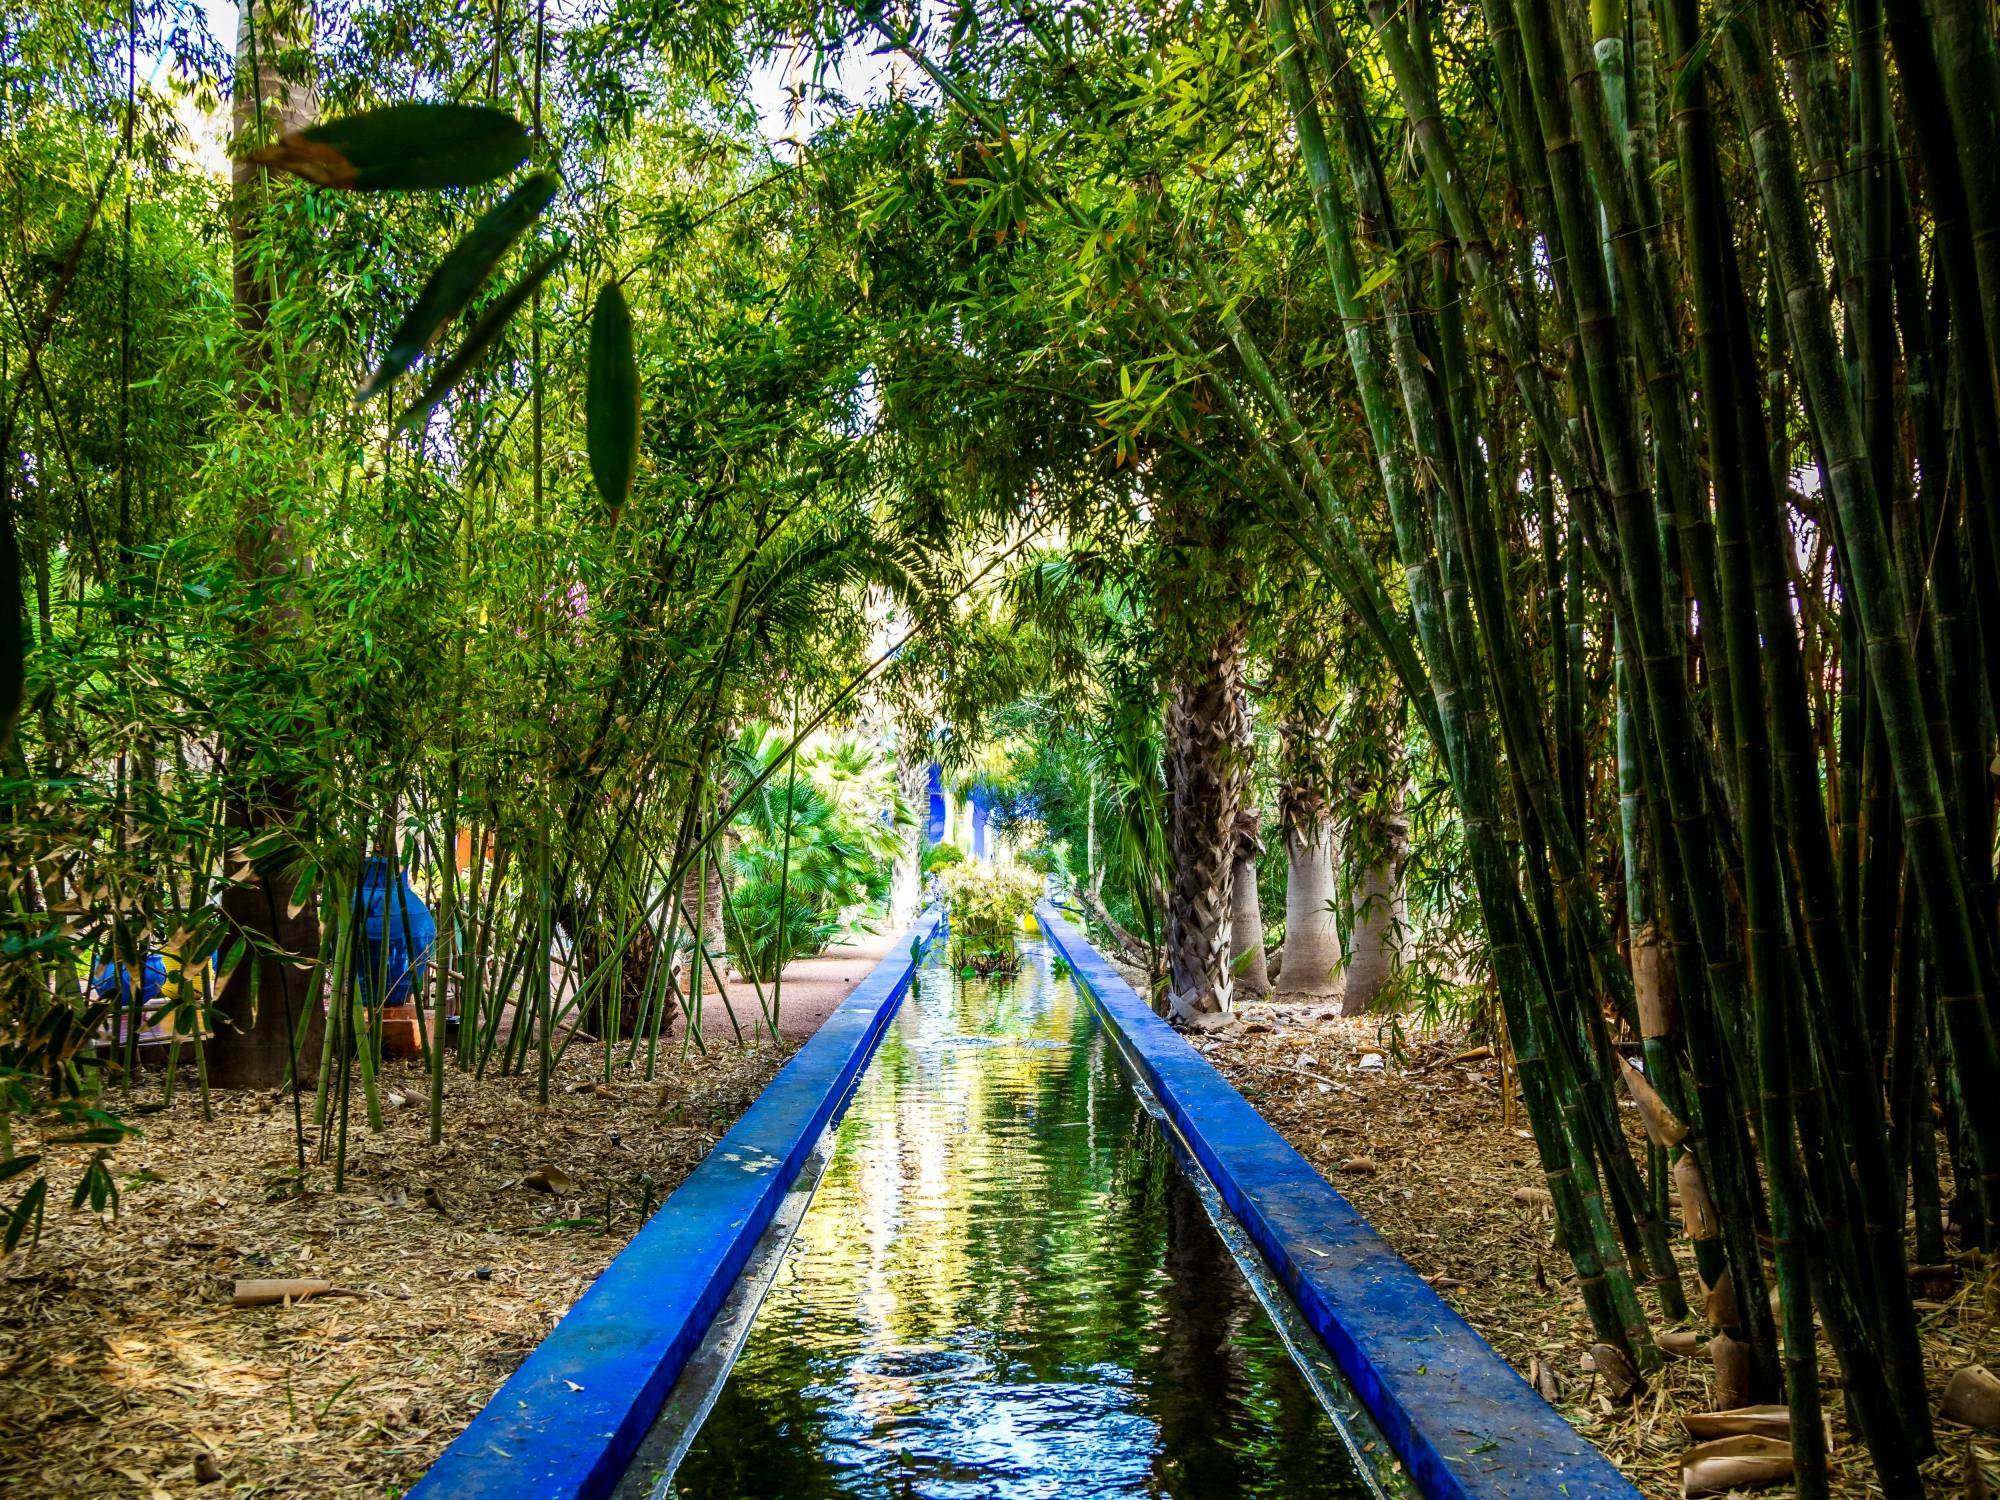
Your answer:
[4,1178,46,1255]
[47,1127,127,1146]
[586,284,640,514]
[398,255,563,432]
[0,500,21,758]
[245,104,528,192]
[358,172,559,402]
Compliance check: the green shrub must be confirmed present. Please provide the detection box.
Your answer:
[725,727,916,981]
[939,861,1042,976]
[921,841,965,877]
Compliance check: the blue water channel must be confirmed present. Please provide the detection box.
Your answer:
[659,936,1372,1499]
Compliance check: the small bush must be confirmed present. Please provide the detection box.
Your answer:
[921,841,966,877]
[939,861,1042,976]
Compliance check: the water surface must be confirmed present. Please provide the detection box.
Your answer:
[670,938,1368,1499]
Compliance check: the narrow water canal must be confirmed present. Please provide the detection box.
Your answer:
[664,934,1370,1499]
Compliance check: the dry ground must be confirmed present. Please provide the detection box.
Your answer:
[1203,999,2000,1500]
[12,944,1996,1499]
[0,933,911,1499]
[0,1026,792,1498]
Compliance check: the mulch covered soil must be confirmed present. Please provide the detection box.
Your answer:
[0,1035,791,1498]
[1202,1001,2000,1500]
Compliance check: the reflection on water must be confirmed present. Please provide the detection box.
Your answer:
[671,938,1367,1499]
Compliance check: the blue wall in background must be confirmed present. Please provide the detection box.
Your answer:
[970,785,989,858]
[926,762,946,847]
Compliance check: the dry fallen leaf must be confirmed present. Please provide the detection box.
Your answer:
[1656,1328,1701,1359]
[522,1165,579,1195]
[1683,1404,1790,1441]
[232,1278,338,1308]
[1681,1434,1792,1496]
[1588,1341,1645,1403]
[1945,1365,2000,1429]
[1529,1356,1561,1402]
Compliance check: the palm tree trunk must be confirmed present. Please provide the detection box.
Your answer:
[1276,817,1341,998]
[891,749,927,922]
[1163,622,1248,1020]
[1230,811,1272,998]
[1341,797,1405,1015]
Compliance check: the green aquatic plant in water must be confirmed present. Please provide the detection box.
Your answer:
[939,862,1043,977]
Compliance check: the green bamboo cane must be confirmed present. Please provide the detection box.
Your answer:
[1263,0,1647,1360]
[1720,12,2000,1217]
[1663,1,1931,1441]
[536,837,552,1105]
[1304,1,1672,1115]
[1709,282,1830,1500]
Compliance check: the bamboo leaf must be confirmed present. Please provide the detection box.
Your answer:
[398,255,562,432]
[0,1155,41,1185]
[47,1127,127,1146]
[245,104,530,192]
[0,501,21,758]
[586,283,641,516]
[4,1178,46,1255]
[1355,260,1397,297]
[1672,30,1717,104]
[358,172,559,402]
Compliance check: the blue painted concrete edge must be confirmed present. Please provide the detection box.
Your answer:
[410,911,943,1500]
[1037,903,1641,1500]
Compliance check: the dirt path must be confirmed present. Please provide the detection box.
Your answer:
[755,930,898,1042]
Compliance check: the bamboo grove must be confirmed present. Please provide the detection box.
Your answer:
[821,0,2000,1492]
[0,0,954,1238]
[7,0,2000,1491]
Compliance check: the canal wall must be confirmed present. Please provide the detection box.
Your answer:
[409,911,944,1500]
[1037,902,1643,1500]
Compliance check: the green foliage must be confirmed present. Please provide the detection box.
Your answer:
[725,728,914,982]
[0,508,20,757]
[939,861,1041,976]
[920,841,964,877]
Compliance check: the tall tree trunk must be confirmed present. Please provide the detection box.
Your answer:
[1229,810,1272,997]
[1163,622,1247,1020]
[1341,838,1404,1015]
[891,749,927,923]
[209,1,321,1089]
[1341,778,1406,1015]
[1275,817,1341,997]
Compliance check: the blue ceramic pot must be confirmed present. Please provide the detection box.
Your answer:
[352,856,438,1008]
[89,953,168,1010]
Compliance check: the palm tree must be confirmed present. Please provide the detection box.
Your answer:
[1162,620,1249,1020]
[1274,774,1342,999]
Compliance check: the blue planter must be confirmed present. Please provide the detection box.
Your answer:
[90,953,168,1010]
[353,857,438,1009]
